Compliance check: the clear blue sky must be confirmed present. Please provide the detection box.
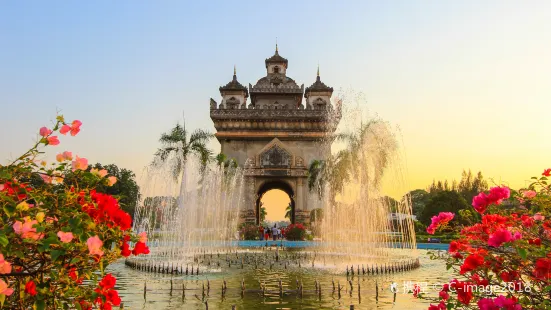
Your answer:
[1,1,550,198]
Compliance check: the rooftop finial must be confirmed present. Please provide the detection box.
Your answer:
[234,65,236,76]
[275,37,278,53]
[317,63,320,77]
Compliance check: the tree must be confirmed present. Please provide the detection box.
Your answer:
[308,118,395,201]
[153,123,213,180]
[403,189,430,218]
[285,202,293,221]
[259,202,267,223]
[310,208,324,222]
[419,190,470,226]
[89,163,140,219]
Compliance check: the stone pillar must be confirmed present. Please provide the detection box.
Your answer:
[294,177,310,225]
[241,176,256,224]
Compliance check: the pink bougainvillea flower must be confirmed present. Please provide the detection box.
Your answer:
[46,136,60,146]
[39,126,52,137]
[472,186,510,214]
[107,176,117,186]
[0,279,14,297]
[523,190,537,198]
[72,156,88,171]
[40,174,52,184]
[426,212,454,235]
[63,151,73,160]
[534,213,545,221]
[0,254,12,274]
[488,228,513,247]
[138,232,147,243]
[60,120,82,136]
[57,231,74,243]
[91,168,108,178]
[59,124,70,135]
[56,153,64,162]
[543,168,551,177]
[87,236,104,257]
[13,217,43,240]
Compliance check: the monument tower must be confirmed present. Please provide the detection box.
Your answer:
[209,46,341,224]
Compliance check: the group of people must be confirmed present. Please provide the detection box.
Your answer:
[259,225,283,241]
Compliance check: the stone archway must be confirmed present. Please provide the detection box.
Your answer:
[255,180,295,225]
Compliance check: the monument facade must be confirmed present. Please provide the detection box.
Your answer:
[209,46,341,224]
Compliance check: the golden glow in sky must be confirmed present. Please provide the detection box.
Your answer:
[261,189,290,222]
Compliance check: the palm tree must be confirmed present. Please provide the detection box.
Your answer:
[308,118,395,199]
[284,202,293,221]
[153,123,213,180]
[259,202,267,223]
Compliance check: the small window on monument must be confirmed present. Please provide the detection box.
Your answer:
[273,66,279,73]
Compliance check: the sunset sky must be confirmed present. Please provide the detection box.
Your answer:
[1,1,550,221]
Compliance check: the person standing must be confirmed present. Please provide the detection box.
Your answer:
[259,226,264,241]
[272,225,278,241]
[265,227,271,241]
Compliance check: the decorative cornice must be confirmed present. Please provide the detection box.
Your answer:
[210,108,340,121]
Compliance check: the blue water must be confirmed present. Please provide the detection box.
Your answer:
[236,240,449,250]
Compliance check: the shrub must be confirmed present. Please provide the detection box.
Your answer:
[240,224,259,240]
[0,116,149,309]
[419,169,551,309]
[284,223,306,241]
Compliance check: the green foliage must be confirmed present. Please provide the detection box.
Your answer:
[419,190,470,226]
[153,122,214,180]
[0,115,145,309]
[284,223,306,241]
[402,189,430,218]
[310,208,324,222]
[240,224,259,240]
[259,204,267,223]
[285,203,293,220]
[308,118,394,200]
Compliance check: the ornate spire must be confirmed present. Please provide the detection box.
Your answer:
[276,37,278,53]
[317,63,320,77]
[234,65,236,76]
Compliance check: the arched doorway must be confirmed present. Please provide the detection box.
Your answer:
[255,180,295,225]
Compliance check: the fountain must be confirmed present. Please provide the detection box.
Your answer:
[128,106,418,275]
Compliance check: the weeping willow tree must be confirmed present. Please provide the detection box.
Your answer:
[152,123,214,181]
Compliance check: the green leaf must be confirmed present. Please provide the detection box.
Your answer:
[3,205,15,217]
[0,294,5,307]
[35,300,45,310]
[0,235,8,247]
[70,257,81,265]
[518,247,527,260]
[50,250,65,261]
[0,168,11,180]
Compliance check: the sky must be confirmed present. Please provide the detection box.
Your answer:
[1,1,550,221]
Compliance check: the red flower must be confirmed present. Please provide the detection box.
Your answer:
[450,280,473,305]
[533,258,551,280]
[99,274,117,289]
[107,289,121,306]
[500,271,519,282]
[438,290,449,300]
[121,241,131,257]
[460,253,484,274]
[529,238,542,246]
[543,168,551,177]
[25,280,37,296]
[428,302,446,310]
[132,241,150,255]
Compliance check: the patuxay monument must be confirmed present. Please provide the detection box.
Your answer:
[209,45,341,225]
